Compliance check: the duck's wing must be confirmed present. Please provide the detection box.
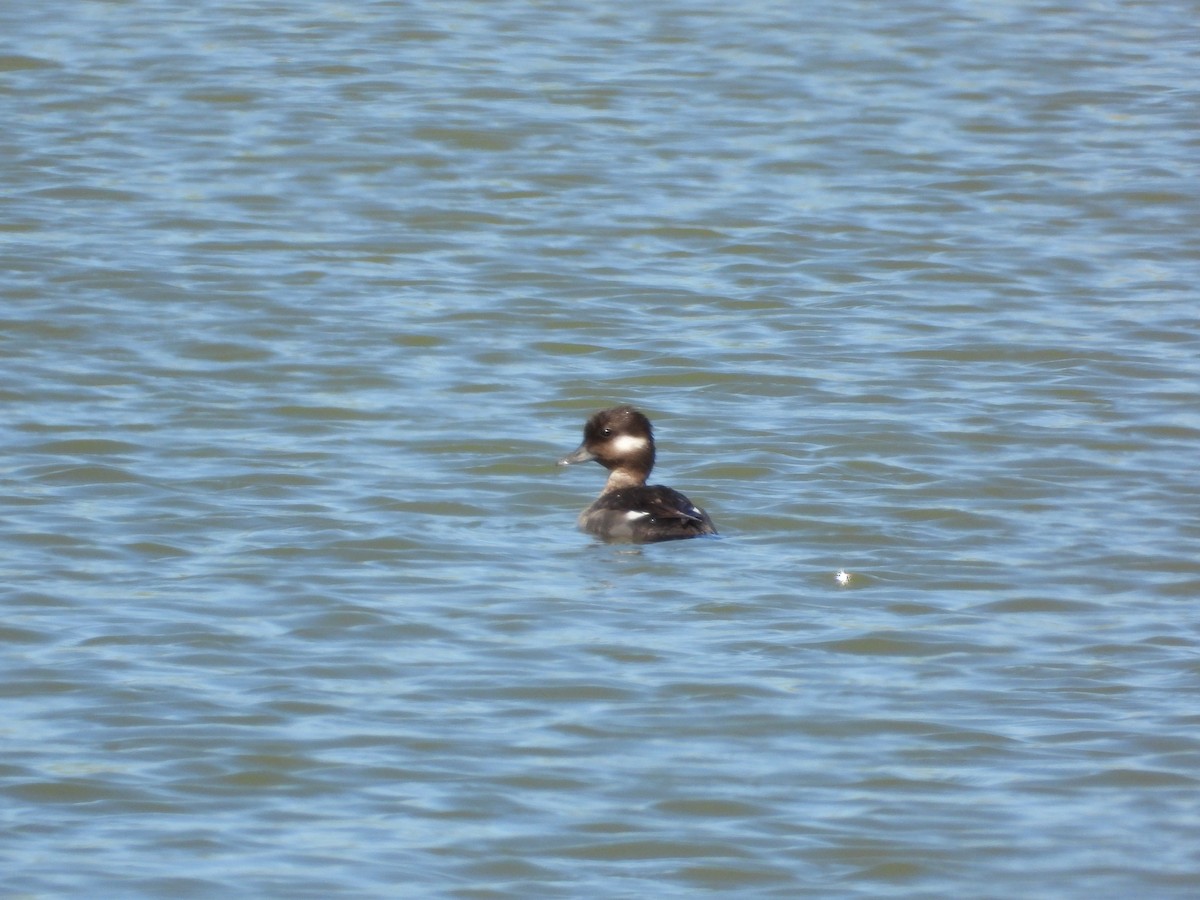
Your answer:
[586,485,717,542]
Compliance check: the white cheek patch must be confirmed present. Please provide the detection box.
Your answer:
[610,434,649,455]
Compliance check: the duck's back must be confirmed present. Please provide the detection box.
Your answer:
[580,484,717,543]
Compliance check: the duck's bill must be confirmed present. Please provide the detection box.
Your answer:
[558,445,596,466]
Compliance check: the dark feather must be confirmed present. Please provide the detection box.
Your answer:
[584,485,717,542]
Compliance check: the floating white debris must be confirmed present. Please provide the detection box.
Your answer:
[835,569,850,586]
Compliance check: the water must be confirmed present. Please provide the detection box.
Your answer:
[3,0,1199,896]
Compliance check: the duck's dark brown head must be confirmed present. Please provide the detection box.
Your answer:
[559,406,656,490]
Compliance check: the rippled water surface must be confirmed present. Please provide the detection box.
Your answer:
[4,0,1199,896]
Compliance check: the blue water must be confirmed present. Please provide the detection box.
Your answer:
[3,0,1199,896]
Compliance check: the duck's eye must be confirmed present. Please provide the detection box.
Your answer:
[601,428,612,437]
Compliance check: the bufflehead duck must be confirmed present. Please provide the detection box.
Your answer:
[558,406,717,543]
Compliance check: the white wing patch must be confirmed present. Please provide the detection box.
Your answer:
[624,510,650,520]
